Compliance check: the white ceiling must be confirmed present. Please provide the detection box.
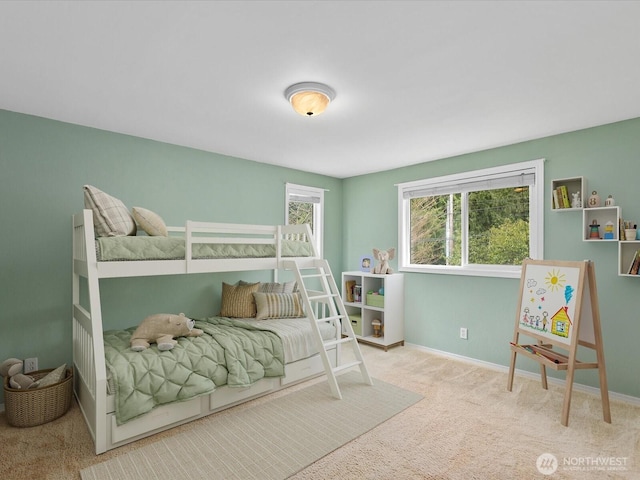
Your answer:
[2,1,640,179]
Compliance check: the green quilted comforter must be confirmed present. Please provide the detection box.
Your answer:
[96,236,314,261]
[104,317,285,424]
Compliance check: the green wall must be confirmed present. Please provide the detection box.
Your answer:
[343,117,640,399]
[0,110,343,403]
[1,108,639,405]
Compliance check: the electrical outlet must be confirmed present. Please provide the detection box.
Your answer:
[460,328,468,340]
[24,357,38,373]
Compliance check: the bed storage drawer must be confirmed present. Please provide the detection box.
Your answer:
[282,350,336,386]
[209,378,278,411]
[110,397,201,444]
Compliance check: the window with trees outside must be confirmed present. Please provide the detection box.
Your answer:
[397,159,544,278]
[286,183,324,256]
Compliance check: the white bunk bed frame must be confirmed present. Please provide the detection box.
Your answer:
[72,209,340,454]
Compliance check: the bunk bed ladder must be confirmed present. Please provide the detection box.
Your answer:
[286,259,373,399]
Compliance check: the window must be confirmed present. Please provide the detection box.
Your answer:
[397,159,544,278]
[286,183,324,256]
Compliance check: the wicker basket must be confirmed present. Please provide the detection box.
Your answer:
[3,368,73,427]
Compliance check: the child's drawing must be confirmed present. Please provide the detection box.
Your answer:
[519,264,580,345]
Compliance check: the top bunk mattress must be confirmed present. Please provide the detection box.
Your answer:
[96,236,314,262]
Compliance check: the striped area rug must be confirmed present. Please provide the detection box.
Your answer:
[80,372,423,480]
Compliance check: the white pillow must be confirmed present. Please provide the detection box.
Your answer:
[83,185,136,237]
[132,207,168,236]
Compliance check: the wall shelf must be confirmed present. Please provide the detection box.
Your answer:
[552,176,637,277]
[551,176,585,211]
[582,206,620,241]
[619,240,640,277]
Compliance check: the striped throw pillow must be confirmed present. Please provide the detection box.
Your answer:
[253,292,305,320]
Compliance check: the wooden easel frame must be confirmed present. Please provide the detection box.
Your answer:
[507,259,611,426]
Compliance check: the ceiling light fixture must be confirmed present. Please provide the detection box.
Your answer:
[285,82,336,117]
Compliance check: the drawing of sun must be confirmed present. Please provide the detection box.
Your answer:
[545,269,566,292]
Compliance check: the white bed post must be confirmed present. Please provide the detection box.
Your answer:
[72,210,109,454]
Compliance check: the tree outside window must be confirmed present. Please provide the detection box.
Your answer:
[399,159,543,278]
[286,183,324,256]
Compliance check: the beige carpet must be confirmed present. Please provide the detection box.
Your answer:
[79,371,421,480]
[1,345,639,479]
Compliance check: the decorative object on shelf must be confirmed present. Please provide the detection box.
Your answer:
[636,230,640,241]
[605,195,615,206]
[353,285,362,302]
[372,247,395,274]
[571,191,582,209]
[360,256,372,272]
[588,191,601,208]
[589,220,600,239]
[625,229,637,242]
[372,319,382,338]
[604,221,615,239]
[345,280,356,302]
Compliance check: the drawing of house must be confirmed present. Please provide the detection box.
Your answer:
[551,306,572,338]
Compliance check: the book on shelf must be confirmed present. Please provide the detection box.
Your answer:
[558,185,571,208]
[552,189,560,209]
[626,250,637,274]
[345,280,356,302]
[629,250,640,275]
[353,285,362,302]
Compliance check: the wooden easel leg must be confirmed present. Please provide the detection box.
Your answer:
[587,263,612,424]
[599,371,612,424]
[538,341,548,389]
[539,364,548,390]
[561,365,576,426]
[507,350,517,391]
[596,353,612,423]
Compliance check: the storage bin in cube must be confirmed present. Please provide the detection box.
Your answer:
[366,293,384,308]
[349,315,362,335]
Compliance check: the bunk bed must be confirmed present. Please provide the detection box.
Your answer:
[72,207,342,454]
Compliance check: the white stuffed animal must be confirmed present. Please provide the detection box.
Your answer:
[130,313,203,351]
[372,248,395,274]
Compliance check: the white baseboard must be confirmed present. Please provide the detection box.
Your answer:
[405,342,640,407]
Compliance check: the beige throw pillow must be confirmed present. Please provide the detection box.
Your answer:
[132,207,168,236]
[83,185,136,237]
[258,281,297,293]
[219,282,260,318]
[31,364,67,389]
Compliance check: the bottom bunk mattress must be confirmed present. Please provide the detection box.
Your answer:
[103,316,336,424]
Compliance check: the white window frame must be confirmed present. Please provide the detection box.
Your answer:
[285,183,325,256]
[397,159,544,278]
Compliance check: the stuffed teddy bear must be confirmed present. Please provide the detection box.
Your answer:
[0,358,36,389]
[372,248,395,274]
[10,373,36,389]
[130,313,203,352]
[0,358,23,378]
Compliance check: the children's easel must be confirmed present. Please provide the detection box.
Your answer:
[507,259,611,426]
